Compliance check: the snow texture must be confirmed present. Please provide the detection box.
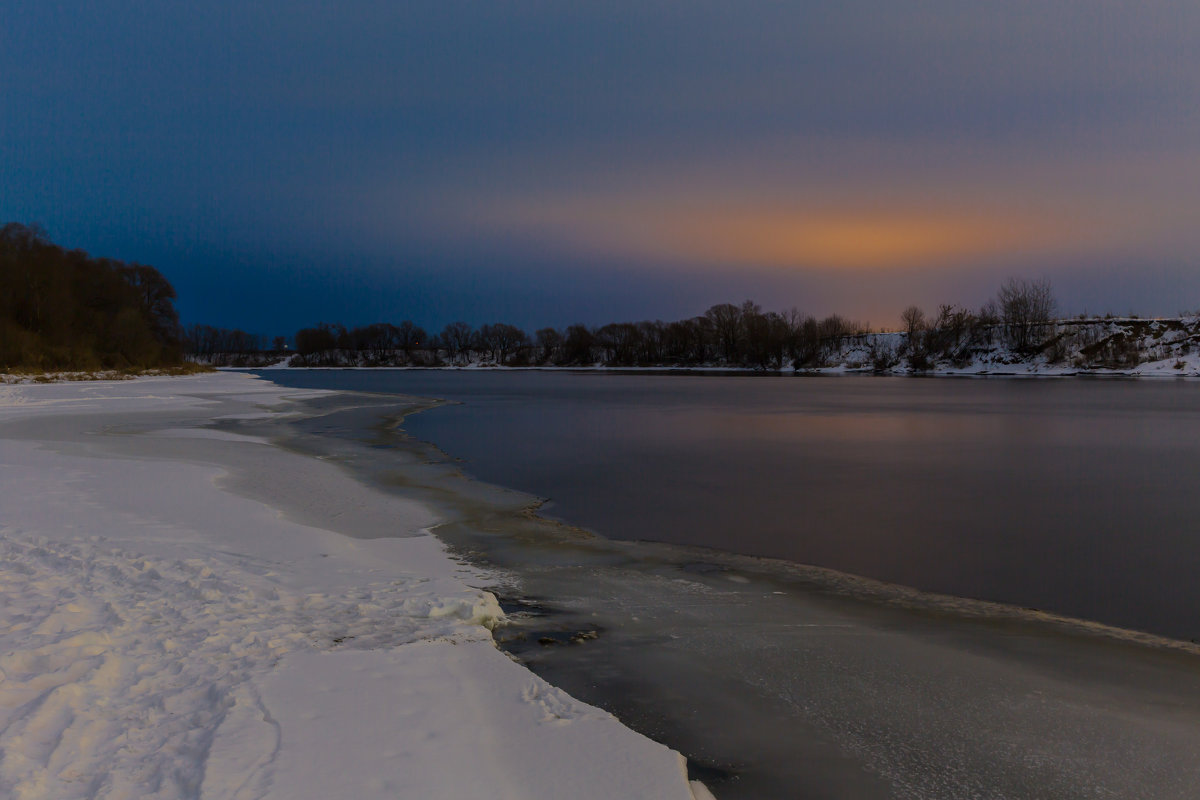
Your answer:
[0,374,702,800]
[242,314,1200,376]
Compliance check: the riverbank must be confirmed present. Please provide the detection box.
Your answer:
[228,314,1200,377]
[252,368,1200,799]
[0,373,707,799]
[0,363,213,384]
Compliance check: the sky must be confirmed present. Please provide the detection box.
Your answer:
[3,1,1199,334]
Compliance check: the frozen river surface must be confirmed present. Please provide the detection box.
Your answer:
[263,370,1200,640]
[253,370,1200,799]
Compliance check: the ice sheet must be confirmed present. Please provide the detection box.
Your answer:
[0,372,704,800]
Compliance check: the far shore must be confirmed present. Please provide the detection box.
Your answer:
[247,361,1200,378]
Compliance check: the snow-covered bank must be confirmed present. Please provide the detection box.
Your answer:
[0,373,706,799]
[814,315,1200,376]
[236,314,1200,376]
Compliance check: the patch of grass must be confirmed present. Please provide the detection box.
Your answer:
[1,363,214,384]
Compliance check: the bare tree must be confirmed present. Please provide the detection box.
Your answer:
[440,321,474,363]
[928,304,977,363]
[535,327,562,364]
[900,305,929,370]
[996,278,1056,352]
[705,303,742,362]
[295,325,337,358]
[596,322,640,364]
[487,323,528,364]
[395,320,426,355]
[561,324,596,364]
[119,264,180,341]
[901,305,926,339]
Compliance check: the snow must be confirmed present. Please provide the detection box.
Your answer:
[249,315,1200,377]
[817,317,1200,377]
[0,373,705,800]
[256,358,294,370]
[242,643,693,800]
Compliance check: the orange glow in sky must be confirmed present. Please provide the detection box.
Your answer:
[489,199,1072,271]
[653,211,1050,269]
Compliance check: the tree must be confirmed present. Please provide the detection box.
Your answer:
[742,308,789,369]
[561,324,596,364]
[900,305,928,370]
[119,263,180,342]
[900,305,926,351]
[927,304,977,363]
[395,320,426,355]
[476,322,527,363]
[705,303,742,362]
[346,323,399,361]
[492,323,528,363]
[440,321,474,362]
[595,322,640,364]
[0,223,183,369]
[635,321,666,364]
[664,318,710,363]
[535,328,562,363]
[295,324,338,357]
[995,278,1056,352]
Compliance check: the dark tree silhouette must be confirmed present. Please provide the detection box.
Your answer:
[705,303,742,362]
[395,320,426,355]
[440,321,474,363]
[295,324,338,357]
[561,324,596,364]
[0,223,183,370]
[535,328,563,363]
[996,278,1056,352]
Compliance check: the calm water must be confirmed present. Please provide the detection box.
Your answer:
[261,370,1200,640]
[252,370,1200,799]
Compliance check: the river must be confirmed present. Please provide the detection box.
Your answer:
[251,369,1200,799]
[258,369,1200,640]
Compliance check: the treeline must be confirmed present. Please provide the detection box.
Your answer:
[281,279,1065,370]
[0,223,183,371]
[893,277,1057,370]
[184,326,288,366]
[185,272,1185,372]
[289,303,868,369]
[3,218,1161,375]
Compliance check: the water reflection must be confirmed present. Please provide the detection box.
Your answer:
[260,370,1200,640]
[245,382,1200,800]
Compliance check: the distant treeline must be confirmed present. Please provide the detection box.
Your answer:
[184,326,288,366]
[276,279,1063,370]
[281,306,866,369]
[6,219,1173,375]
[0,223,183,371]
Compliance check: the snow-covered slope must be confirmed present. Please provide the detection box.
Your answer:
[815,315,1200,375]
[238,315,1200,376]
[0,374,707,800]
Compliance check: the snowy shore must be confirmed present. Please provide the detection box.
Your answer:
[0,373,709,800]
[196,314,1200,377]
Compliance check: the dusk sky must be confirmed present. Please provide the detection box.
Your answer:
[4,1,1199,334]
